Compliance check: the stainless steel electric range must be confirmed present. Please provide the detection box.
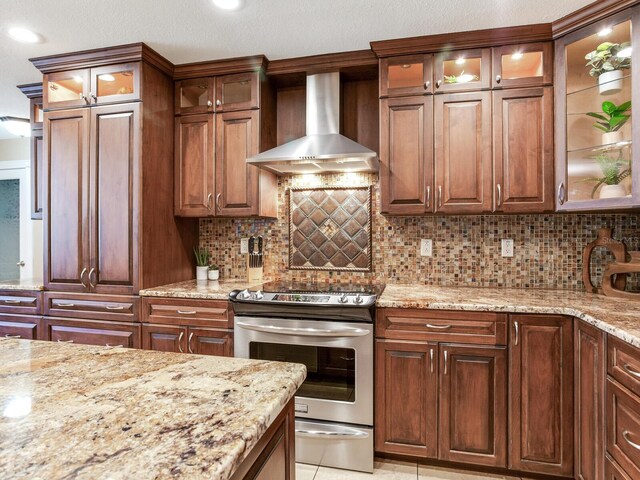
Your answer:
[230,281,383,473]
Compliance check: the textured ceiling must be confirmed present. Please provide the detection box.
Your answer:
[1,0,593,130]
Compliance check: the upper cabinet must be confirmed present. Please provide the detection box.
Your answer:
[492,42,553,88]
[555,6,640,211]
[175,77,215,115]
[434,48,491,93]
[215,72,260,112]
[43,63,141,110]
[380,54,433,97]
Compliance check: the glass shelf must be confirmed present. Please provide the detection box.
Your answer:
[566,73,632,97]
[567,140,632,155]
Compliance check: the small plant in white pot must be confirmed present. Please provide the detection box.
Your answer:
[208,264,220,281]
[193,247,210,281]
[583,152,631,199]
[586,100,631,145]
[585,42,632,94]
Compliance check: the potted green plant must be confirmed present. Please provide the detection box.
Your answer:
[584,42,632,94]
[586,100,632,145]
[193,247,210,281]
[583,152,631,199]
[208,264,220,281]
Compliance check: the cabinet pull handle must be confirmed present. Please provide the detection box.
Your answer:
[436,79,442,89]
[216,193,222,212]
[557,182,565,206]
[429,348,434,374]
[207,193,213,211]
[623,431,640,450]
[178,332,184,353]
[495,74,502,84]
[443,350,448,375]
[437,186,443,209]
[426,323,452,330]
[623,364,640,379]
[177,310,197,315]
[188,332,194,354]
[105,306,124,311]
[496,183,502,207]
[88,268,96,289]
[216,99,222,107]
[424,81,431,90]
[514,321,519,346]
[4,334,21,339]
[81,94,90,105]
[57,339,74,343]
[3,299,21,305]
[56,303,75,308]
[90,93,97,103]
[80,267,88,288]
[426,185,431,208]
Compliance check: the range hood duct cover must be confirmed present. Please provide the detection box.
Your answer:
[246,72,378,175]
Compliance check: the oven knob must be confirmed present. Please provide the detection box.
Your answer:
[338,293,349,304]
[238,289,251,300]
[354,294,363,304]
[254,290,264,300]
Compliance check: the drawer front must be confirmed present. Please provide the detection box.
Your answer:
[608,336,640,398]
[44,292,139,322]
[143,297,231,328]
[0,291,42,315]
[45,317,140,348]
[377,308,507,345]
[606,455,633,480]
[0,314,41,340]
[607,378,640,478]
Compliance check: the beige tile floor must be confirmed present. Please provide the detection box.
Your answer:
[296,459,529,480]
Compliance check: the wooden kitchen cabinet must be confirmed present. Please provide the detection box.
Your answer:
[142,324,188,353]
[379,54,433,97]
[175,77,215,116]
[508,314,574,477]
[434,91,492,214]
[43,69,90,110]
[0,315,41,340]
[491,42,553,89]
[575,319,606,480]
[215,72,260,112]
[44,317,140,348]
[438,344,507,467]
[492,87,554,213]
[606,456,634,480]
[379,95,433,215]
[607,378,640,479]
[189,327,233,356]
[375,340,438,458]
[434,48,491,93]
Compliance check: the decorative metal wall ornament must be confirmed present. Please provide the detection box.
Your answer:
[288,185,372,271]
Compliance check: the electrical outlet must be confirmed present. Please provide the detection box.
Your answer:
[501,239,514,258]
[420,239,433,257]
[240,238,249,254]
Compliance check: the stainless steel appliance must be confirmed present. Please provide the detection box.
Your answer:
[231,281,382,473]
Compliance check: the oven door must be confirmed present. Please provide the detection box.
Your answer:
[234,316,373,427]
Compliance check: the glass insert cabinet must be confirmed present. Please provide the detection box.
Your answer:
[555,6,640,211]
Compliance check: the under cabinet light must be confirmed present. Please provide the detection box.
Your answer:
[598,27,613,37]
[455,57,466,65]
[511,52,524,60]
[99,74,115,82]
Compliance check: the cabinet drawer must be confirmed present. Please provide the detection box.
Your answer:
[143,297,231,328]
[0,291,42,315]
[607,378,640,478]
[44,293,139,322]
[609,336,640,398]
[0,314,41,340]
[44,317,140,348]
[606,455,633,480]
[377,308,507,345]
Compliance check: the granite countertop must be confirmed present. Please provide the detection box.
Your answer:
[0,278,45,291]
[378,284,640,348]
[139,279,265,300]
[0,339,306,480]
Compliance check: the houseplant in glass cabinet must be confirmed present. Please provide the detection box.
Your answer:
[555,6,639,211]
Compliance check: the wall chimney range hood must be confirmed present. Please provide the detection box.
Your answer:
[247,72,378,175]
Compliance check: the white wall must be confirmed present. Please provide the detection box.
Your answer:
[0,138,30,162]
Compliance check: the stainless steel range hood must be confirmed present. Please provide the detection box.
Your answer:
[247,72,378,175]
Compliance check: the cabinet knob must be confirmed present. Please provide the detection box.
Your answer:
[495,75,502,84]
[424,81,431,90]
[16,261,25,267]
[81,94,90,105]
[207,100,213,108]
[216,99,222,107]
[436,80,442,89]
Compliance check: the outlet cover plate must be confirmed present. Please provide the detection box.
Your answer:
[501,239,514,258]
[240,238,249,254]
[420,239,433,257]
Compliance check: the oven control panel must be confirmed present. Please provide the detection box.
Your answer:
[230,289,377,307]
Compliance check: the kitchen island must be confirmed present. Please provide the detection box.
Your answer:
[0,339,306,480]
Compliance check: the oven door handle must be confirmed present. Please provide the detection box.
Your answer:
[235,321,370,337]
[295,428,370,439]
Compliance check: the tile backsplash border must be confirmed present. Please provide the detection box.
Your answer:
[200,173,640,291]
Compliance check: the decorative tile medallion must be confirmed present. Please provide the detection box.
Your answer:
[288,186,372,271]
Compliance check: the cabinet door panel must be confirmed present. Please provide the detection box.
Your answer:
[607,378,640,479]
[375,340,438,458]
[142,324,187,353]
[493,87,554,213]
[435,92,492,214]
[215,110,259,216]
[575,320,605,480]
[215,72,260,112]
[44,109,90,292]
[188,327,233,356]
[379,54,433,97]
[509,315,573,476]
[439,344,507,467]
[492,42,553,89]
[90,63,141,105]
[380,96,433,215]
[43,69,89,110]
[174,114,215,216]
[89,104,139,294]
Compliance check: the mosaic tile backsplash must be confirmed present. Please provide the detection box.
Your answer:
[200,173,640,291]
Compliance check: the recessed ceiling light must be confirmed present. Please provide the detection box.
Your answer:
[598,27,613,37]
[1,117,31,138]
[7,27,40,43]
[98,74,115,82]
[212,0,244,10]
[511,52,524,60]
[455,57,466,65]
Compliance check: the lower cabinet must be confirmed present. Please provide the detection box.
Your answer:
[141,324,187,353]
[141,324,233,356]
[0,314,42,340]
[508,314,574,477]
[43,317,140,348]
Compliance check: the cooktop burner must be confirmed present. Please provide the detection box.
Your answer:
[259,280,385,297]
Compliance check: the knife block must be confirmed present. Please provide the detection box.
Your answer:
[247,257,263,283]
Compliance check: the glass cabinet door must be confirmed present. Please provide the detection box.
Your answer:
[380,54,433,96]
[215,72,259,111]
[557,8,638,210]
[492,42,553,88]
[434,48,491,93]
[90,63,140,105]
[175,77,215,115]
[43,69,90,109]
